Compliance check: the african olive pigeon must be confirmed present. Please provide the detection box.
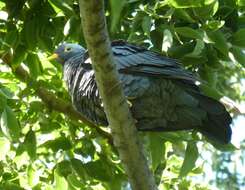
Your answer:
[52,40,232,144]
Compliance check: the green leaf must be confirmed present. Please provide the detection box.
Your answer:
[67,174,84,188]
[193,0,219,19]
[232,28,245,47]
[230,46,245,67]
[207,31,229,56]
[0,87,14,99]
[74,138,96,158]
[168,42,194,58]
[159,131,192,142]
[5,0,25,18]
[185,39,205,57]
[210,141,238,151]
[0,90,7,111]
[0,106,21,141]
[0,137,10,160]
[142,16,152,37]
[0,182,25,190]
[106,175,124,190]
[148,133,165,171]
[179,142,199,177]
[54,169,68,190]
[199,84,223,100]
[27,164,39,187]
[204,20,225,31]
[12,45,27,67]
[175,27,203,40]
[168,0,215,8]
[25,53,42,79]
[56,161,73,178]
[39,121,62,134]
[22,18,38,50]
[205,45,221,68]
[48,0,73,16]
[174,9,195,23]
[38,35,54,52]
[23,130,37,160]
[29,101,44,113]
[70,159,86,180]
[237,0,245,6]
[84,160,113,181]
[110,0,126,32]
[40,137,72,152]
[150,29,164,50]
[4,28,19,48]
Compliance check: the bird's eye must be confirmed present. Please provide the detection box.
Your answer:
[65,47,72,52]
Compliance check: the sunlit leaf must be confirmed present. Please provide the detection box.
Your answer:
[54,169,68,190]
[48,0,73,16]
[0,137,10,160]
[23,130,37,160]
[179,142,198,177]
[168,0,216,8]
[237,0,245,6]
[0,106,21,141]
[27,164,39,187]
[110,0,126,32]
[193,0,219,19]
[148,133,166,171]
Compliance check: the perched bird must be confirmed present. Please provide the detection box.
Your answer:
[51,40,232,144]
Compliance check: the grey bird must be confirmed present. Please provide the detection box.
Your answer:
[51,40,232,144]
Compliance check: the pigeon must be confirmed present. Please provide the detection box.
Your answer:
[51,40,232,144]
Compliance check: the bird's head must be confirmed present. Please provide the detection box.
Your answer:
[49,43,86,64]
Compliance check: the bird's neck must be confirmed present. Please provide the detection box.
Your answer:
[63,54,84,91]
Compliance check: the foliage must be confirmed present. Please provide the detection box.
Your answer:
[0,0,244,189]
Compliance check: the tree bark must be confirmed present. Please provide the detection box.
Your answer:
[79,1,158,190]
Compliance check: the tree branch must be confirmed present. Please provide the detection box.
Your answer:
[1,53,113,144]
[79,1,158,190]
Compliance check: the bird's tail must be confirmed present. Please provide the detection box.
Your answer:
[191,92,232,144]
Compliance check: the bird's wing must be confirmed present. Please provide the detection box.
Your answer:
[81,41,198,98]
[112,41,197,84]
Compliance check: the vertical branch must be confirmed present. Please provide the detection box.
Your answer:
[78,1,158,190]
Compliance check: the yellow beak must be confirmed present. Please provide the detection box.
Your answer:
[47,53,59,61]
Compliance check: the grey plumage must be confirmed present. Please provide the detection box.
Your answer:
[54,41,232,144]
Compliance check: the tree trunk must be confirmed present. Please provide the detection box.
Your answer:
[78,1,158,190]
